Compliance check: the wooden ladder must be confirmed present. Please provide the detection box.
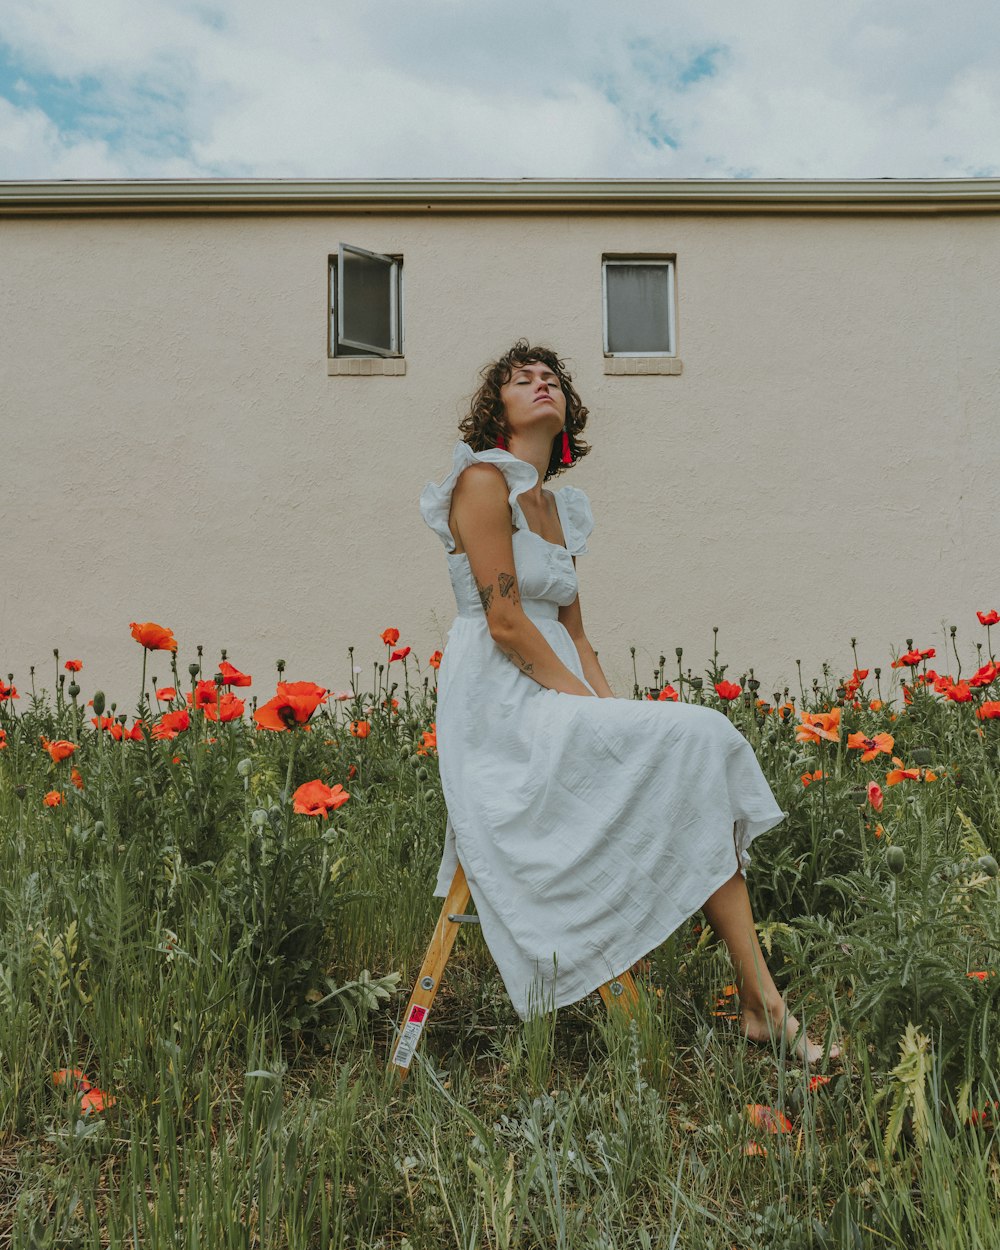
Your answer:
[389,861,641,1078]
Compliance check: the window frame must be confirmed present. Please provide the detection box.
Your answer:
[601,256,677,358]
[328,243,404,359]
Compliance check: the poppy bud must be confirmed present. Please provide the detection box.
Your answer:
[237,758,253,777]
[94,821,105,835]
[887,846,906,875]
[911,748,933,766]
[977,855,999,878]
[14,785,27,801]
[251,808,269,827]
[92,690,106,716]
[416,768,428,782]
[68,682,80,699]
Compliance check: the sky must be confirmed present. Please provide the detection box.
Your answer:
[1,0,999,180]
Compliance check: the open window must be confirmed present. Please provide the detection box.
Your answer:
[329,243,403,357]
[602,257,676,356]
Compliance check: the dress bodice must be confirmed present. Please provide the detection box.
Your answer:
[420,441,595,623]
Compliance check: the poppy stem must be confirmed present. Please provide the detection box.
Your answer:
[282,731,300,807]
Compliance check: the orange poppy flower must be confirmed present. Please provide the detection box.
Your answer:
[204,692,245,722]
[977,701,1000,721]
[715,680,742,701]
[292,779,351,817]
[41,737,77,763]
[43,790,64,807]
[0,729,7,750]
[80,1086,116,1114]
[71,767,84,790]
[124,721,145,741]
[52,1068,91,1091]
[381,628,400,646]
[0,681,19,700]
[219,661,252,687]
[945,681,973,703]
[349,720,370,738]
[152,710,191,740]
[977,609,999,626]
[347,763,358,779]
[129,621,178,651]
[156,686,177,701]
[870,699,883,711]
[846,731,894,762]
[417,724,438,756]
[966,970,994,981]
[808,1075,831,1092]
[867,781,884,812]
[254,681,327,731]
[743,1141,768,1156]
[429,650,443,669]
[872,823,884,838]
[885,756,938,786]
[795,708,841,744]
[801,769,825,787]
[745,1104,792,1133]
[64,659,83,672]
[389,646,411,663]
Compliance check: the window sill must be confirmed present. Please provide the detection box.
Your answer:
[327,357,406,376]
[603,357,682,376]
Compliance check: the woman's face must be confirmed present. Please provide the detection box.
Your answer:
[498,359,566,436]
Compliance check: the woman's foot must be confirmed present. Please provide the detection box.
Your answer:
[739,996,840,1064]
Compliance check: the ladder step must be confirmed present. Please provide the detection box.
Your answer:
[447,913,480,924]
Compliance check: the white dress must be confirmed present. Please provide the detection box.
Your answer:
[420,441,788,1021]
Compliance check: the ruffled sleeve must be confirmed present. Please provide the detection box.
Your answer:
[556,484,594,556]
[419,441,539,553]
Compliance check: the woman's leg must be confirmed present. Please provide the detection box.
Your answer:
[700,864,839,1064]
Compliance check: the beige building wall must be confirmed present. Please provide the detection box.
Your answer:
[2,181,998,706]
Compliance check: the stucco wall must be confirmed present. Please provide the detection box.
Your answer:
[2,207,998,705]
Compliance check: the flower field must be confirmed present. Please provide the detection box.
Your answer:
[1,614,999,1248]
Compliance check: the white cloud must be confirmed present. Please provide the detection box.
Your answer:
[0,0,999,178]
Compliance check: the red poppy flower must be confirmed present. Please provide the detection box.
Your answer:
[801,769,825,787]
[41,737,77,763]
[186,680,220,711]
[0,729,7,750]
[389,646,411,663]
[808,1075,831,1092]
[892,646,936,668]
[71,767,84,790]
[945,681,972,703]
[977,701,1000,721]
[381,628,400,646]
[204,692,245,722]
[349,720,370,738]
[428,650,443,669]
[219,661,252,687]
[970,661,1000,688]
[43,790,64,807]
[129,621,178,651]
[867,781,884,812]
[254,681,327,731]
[347,763,358,779]
[977,609,999,626]
[156,686,177,701]
[64,659,83,672]
[0,681,19,700]
[715,680,742,701]
[292,779,351,817]
[152,709,191,740]
[658,685,680,701]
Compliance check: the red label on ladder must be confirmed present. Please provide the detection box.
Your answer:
[392,1004,429,1069]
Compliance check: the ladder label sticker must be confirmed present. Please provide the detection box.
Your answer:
[392,1006,429,1069]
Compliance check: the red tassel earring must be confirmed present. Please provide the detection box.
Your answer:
[560,427,572,465]
[496,433,506,450]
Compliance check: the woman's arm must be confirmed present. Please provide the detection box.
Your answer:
[450,464,594,697]
[558,583,616,698]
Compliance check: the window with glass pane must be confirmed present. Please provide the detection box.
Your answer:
[329,243,402,357]
[603,260,675,356]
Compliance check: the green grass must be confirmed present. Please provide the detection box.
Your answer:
[0,633,998,1247]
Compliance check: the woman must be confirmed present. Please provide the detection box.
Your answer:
[420,340,838,1063]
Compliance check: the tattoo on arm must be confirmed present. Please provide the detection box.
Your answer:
[498,572,517,600]
[476,579,494,614]
[501,645,534,675]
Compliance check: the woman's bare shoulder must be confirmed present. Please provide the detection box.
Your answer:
[452,460,508,495]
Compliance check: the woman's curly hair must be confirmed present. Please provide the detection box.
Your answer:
[458,339,592,481]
